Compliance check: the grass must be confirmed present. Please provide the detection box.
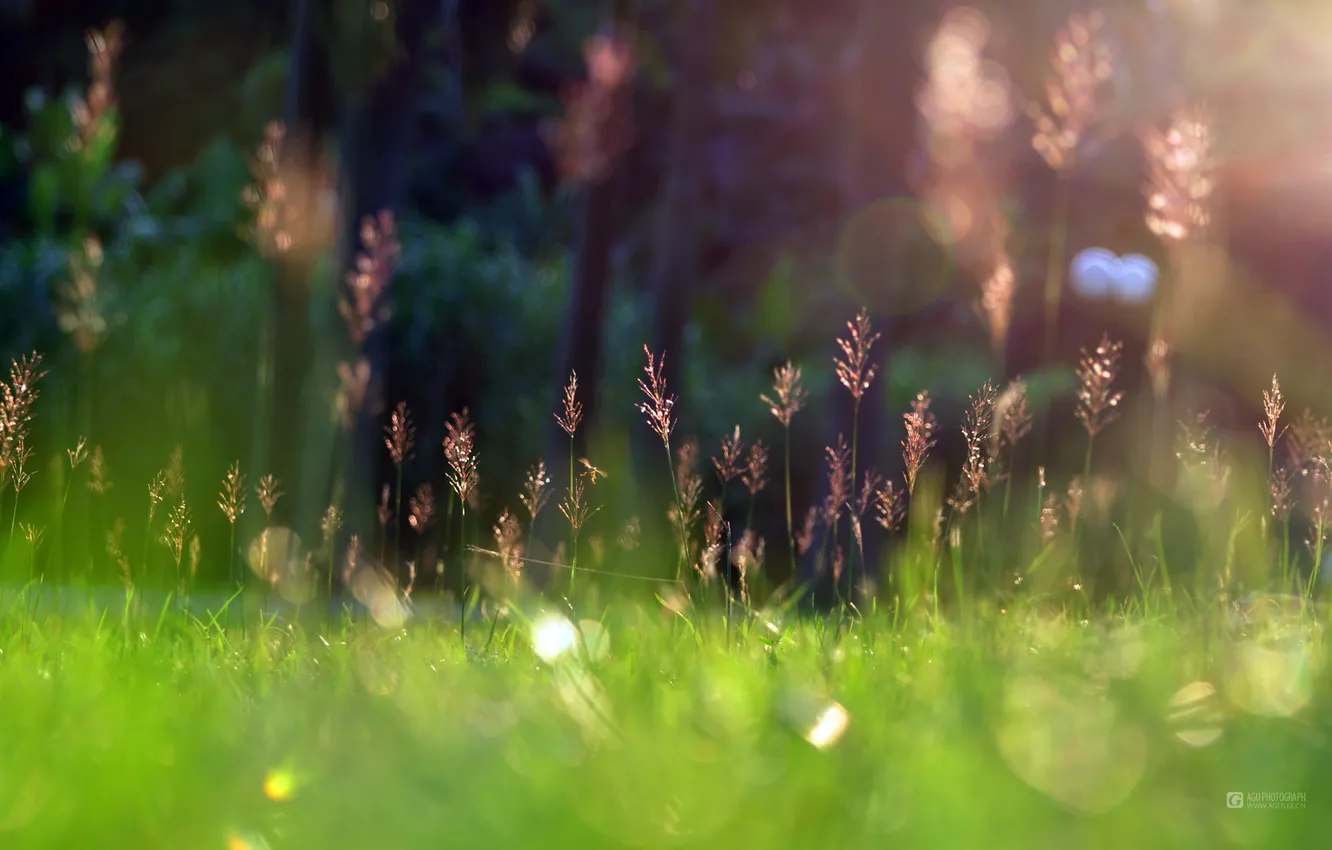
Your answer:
[3,8,1331,849]
[0,292,1327,847]
[0,586,1325,849]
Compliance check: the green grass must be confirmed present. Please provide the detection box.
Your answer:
[0,586,1326,849]
[5,9,1331,848]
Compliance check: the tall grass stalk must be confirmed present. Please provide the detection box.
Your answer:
[555,372,583,597]
[459,497,468,646]
[834,308,880,609]
[444,407,479,647]
[848,406,861,606]
[761,362,807,594]
[637,348,692,588]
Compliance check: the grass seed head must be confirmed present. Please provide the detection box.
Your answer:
[556,371,583,437]
[797,506,818,555]
[1076,334,1124,438]
[521,460,552,522]
[10,438,34,494]
[67,436,89,470]
[1028,10,1113,171]
[823,435,851,526]
[636,346,676,447]
[0,352,46,485]
[1143,105,1215,243]
[979,252,1015,355]
[761,361,806,428]
[1260,374,1286,451]
[163,496,191,565]
[698,501,725,583]
[713,426,744,486]
[493,508,525,584]
[444,408,480,508]
[742,440,769,498]
[242,121,293,257]
[87,446,111,495]
[69,21,126,156]
[834,307,882,402]
[321,505,343,544]
[384,401,416,468]
[542,28,637,183]
[903,391,938,496]
[874,479,906,533]
[409,483,436,533]
[1271,466,1293,523]
[559,476,597,533]
[218,460,246,525]
[339,210,400,345]
[256,474,283,521]
[1287,409,1331,470]
[673,439,704,535]
[57,237,108,354]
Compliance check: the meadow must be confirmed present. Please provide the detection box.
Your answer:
[0,580,1324,848]
[3,5,1332,849]
[0,318,1328,848]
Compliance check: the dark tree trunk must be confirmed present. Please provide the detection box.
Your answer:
[339,0,453,550]
[531,0,637,586]
[630,0,716,529]
[546,0,638,484]
[264,0,452,563]
[268,0,337,530]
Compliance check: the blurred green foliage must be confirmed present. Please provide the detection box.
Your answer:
[0,0,1026,587]
[0,593,1326,849]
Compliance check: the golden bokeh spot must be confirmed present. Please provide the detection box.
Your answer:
[226,832,270,850]
[262,766,299,802]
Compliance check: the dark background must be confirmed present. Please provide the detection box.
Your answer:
[3,0,1332,598]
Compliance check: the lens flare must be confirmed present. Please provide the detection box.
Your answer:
[576,619,611,664]
[350,566,412,629]
[834,198,953,317]
[1167,681,1224,747]
[804,702,852,750]
[1226,593,1323,717]
[532,614,579,662]
[996,673,1147,814]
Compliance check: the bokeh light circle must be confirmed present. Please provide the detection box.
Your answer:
[835,198,955,318]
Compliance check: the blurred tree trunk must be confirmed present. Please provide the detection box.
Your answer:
[336,0,455,557]
[545,0,637,487]
[532,0,642,588]
[265,0,338,536]
[796,0,922,605]
[267,0,453,565]
[630,0,716,537]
